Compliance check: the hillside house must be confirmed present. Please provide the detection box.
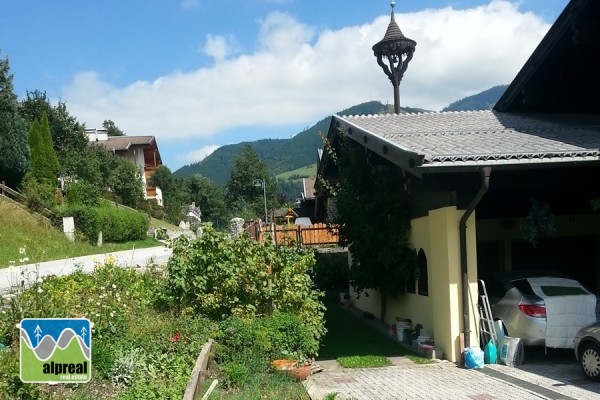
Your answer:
[317,0,600,362]
[86,129,164,206]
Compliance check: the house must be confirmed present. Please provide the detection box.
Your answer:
[316,0,600,362]
[294,177,317,219]
[86,129,164,206]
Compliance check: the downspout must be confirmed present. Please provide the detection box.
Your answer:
[460,167,491,349]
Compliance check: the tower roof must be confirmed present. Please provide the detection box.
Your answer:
[372,6,416,55]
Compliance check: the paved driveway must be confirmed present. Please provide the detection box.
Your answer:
[305,355,600,400]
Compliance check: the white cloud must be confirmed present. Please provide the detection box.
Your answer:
[178,145,220,164]
[202,35,235,61]
[62,1,550,144]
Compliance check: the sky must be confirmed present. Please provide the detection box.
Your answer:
[1,0,569,171]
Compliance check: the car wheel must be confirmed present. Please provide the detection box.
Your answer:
[579,342,600,381]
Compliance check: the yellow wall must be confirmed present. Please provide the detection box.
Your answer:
[350,206,480,362]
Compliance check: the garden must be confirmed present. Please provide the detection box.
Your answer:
[0,225,324,399]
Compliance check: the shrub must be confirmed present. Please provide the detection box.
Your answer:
[166,225,326,351]
[65,180,101,207]
[96,206,149,242]
[52,204,100,243]
[21,179,56,212]
[214,312,319,380]
[52,204,149,244]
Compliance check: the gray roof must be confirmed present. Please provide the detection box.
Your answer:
[334,110,600,173]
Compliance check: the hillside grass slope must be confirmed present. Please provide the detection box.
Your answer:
[0,197,160,268]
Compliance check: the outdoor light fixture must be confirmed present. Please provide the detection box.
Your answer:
[254,178,268,225]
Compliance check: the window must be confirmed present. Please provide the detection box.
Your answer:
[417,249,429,296]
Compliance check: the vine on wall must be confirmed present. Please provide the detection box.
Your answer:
[319,130,416,320]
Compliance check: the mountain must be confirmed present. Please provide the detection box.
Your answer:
[442,85,508,112]
[174,86,506,185]
[174,101,426,185]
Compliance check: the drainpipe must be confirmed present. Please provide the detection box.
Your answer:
[460,167,491,349]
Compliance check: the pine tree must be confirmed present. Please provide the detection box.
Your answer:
[0,55,30,187]
[26,112,60,184]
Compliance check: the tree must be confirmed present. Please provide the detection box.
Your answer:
[108,157,145,208]
[225,145,277,221]
[187,174,227,227]
[322,133,416,321]
[150,165,188,224]
[102,119,125,136]
[0,55,29,187]
[26,112,60,184]
[19,90,87,159]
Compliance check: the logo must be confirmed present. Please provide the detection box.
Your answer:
[20,318,91,383]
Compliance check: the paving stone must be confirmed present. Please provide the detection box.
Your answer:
[304,357,600,400]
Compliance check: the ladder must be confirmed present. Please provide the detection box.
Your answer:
[478,279,498,346]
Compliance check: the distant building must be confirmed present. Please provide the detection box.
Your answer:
[86,129,163,206]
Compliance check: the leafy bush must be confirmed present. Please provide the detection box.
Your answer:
[166,225,326,350]
[219,362,250,389]
[65,180,101,207]
[96,206,149,242]
[52,204,100,243]
[0,260,210,400]
[52,204,149,244]
[215,312,319,374]
[21,179,56,212]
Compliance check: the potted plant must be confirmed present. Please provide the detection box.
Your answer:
[271,359,297,370]
[274,351,312,381]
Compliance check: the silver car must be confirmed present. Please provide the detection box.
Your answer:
[482,270,596,348]
[574,322,600,381]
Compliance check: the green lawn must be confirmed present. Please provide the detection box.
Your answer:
[318,295,429,364]
[276,164,317,180]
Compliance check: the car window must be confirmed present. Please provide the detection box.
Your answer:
[540,286,589,296]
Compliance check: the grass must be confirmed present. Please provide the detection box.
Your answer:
[276,164,317,181]
[318,295,430,366]
[337,355,392,368]
[205,372,309,399]
[0,197,163,268]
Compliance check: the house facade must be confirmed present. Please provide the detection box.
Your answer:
[86,129,164,206]
[317,0,600,362]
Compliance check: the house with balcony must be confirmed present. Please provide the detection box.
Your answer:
[86,129,164,206]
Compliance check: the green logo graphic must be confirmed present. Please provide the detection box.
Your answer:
[20,318,91,383]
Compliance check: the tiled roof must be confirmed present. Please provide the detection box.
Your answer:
[335,110,600,169]
[95,136,155,151]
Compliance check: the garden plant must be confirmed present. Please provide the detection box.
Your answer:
[0,225,325,399]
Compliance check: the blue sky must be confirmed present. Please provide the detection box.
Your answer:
[1,1,568,170]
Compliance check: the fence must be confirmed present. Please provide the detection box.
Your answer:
[245,222,339,247]
[0,181,54,218]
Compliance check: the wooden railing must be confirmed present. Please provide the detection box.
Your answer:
[0,181,54,218]
[246,222,340,247]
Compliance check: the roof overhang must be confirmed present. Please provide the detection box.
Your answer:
[320,112,600,180]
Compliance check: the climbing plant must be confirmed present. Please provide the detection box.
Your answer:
[320,131,416,320]
[520,198,556,248]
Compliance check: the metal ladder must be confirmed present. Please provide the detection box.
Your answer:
[478,279,498,346]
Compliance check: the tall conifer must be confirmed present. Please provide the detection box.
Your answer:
[0,55,30,187]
